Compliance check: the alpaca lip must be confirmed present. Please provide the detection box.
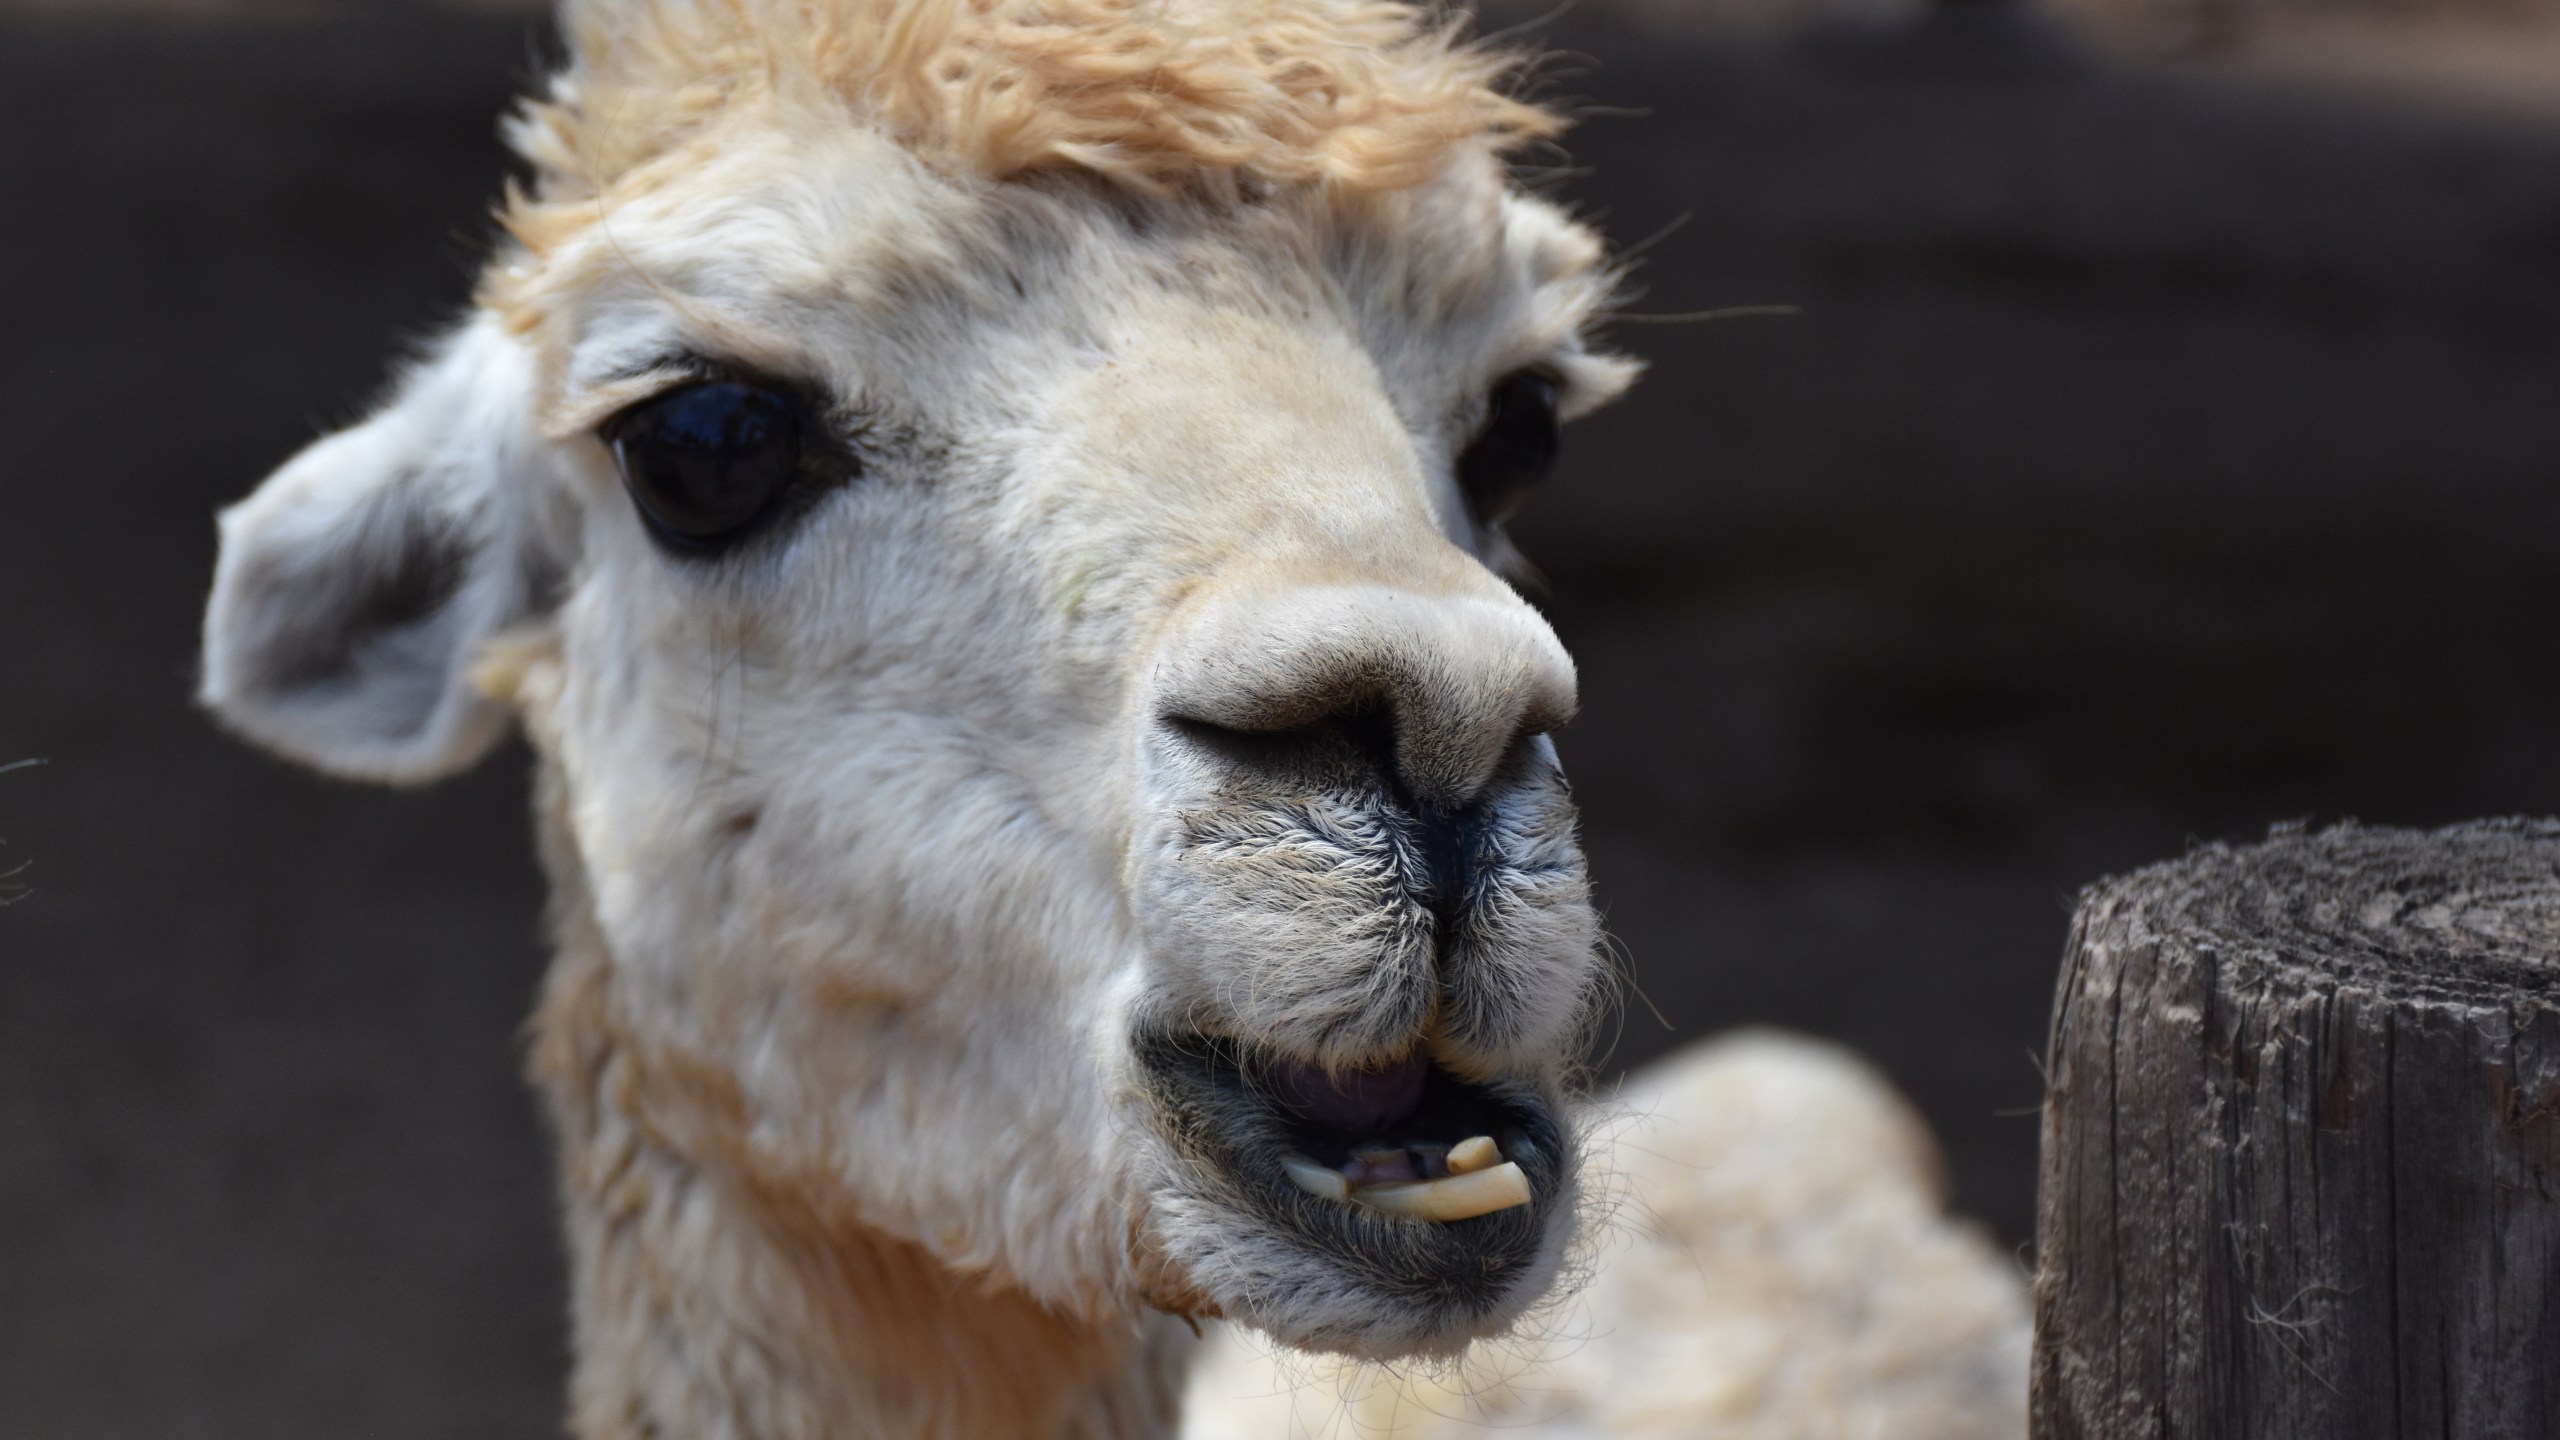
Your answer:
[1139,1035,1556,1183]
[1132,1027,1566,1283]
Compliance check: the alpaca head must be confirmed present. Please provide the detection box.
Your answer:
[200,0,1635,1362]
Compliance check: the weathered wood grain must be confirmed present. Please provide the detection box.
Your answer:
[2033,819,2560,1439]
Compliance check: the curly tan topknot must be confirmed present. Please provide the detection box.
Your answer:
[505,0,1556,250]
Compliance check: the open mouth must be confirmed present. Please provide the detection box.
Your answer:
[1259,1051,1536,1219]
[1131,1029,1570,1326]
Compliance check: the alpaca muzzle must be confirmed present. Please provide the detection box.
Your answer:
[1128,720,1600,1080]
[1118,572,1600,1348]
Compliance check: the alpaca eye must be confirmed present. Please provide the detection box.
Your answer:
[1456,371,1560,527]
[606,381,806,552]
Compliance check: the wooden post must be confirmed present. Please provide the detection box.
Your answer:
[2033,820,2560,1438]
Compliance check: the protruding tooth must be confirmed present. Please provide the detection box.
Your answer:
[1281,1153,1349,1202]
[1446,1135,1501,1175]
[1351,1162,1531,1221]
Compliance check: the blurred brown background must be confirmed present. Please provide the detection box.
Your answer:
[5,0,2559,1434]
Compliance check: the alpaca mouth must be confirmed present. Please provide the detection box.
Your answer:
[1131,1029,1568,1321]
[1258,1052,1535,1219]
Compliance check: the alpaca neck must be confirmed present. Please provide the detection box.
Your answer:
[522,781,1194,1440]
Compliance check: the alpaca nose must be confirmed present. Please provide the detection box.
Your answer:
[1151,582,1577,808]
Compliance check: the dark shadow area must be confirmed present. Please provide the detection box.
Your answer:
[5,5,2558,1434]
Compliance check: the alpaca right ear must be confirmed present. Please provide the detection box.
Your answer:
[201,315,560,786]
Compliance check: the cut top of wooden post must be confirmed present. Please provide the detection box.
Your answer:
[2096,818,2560,1001]
[2034,819,2560,1440]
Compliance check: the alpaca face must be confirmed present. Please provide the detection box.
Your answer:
[201,116,1632,1358]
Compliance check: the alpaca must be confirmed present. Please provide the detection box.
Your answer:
[197,1,2026,1435]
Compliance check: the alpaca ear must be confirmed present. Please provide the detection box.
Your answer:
[201,315,560,786]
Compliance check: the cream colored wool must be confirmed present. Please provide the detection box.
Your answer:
[196,0,2028,1434]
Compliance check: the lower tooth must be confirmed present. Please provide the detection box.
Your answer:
[1351,1162,1533,1221]
[1281,1153,1349,1202]
[1279,1141,1532,1222]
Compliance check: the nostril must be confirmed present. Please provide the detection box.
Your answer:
[1162,706,1403,794]
[1167,705,1502,927]
[1150,583,1576,808]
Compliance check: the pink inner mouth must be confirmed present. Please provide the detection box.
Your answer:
[1261,1051,1429,1135]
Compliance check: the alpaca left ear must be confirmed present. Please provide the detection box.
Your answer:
[201,314,561,786]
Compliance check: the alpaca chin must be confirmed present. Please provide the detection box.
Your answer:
[1117,658,1604,1353]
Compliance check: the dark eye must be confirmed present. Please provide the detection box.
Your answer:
[605,381,807,553]
[1455,371,1560,527]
